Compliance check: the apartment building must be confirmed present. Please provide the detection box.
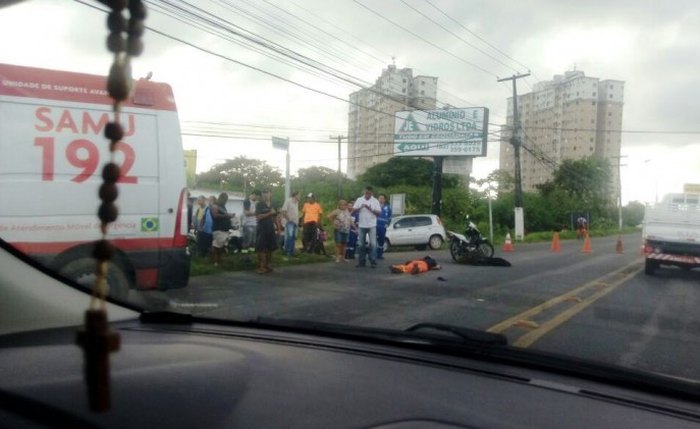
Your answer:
[347,64,437,178]
[499,70,624,192]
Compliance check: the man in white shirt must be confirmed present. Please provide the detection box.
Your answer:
[352,185,381,268]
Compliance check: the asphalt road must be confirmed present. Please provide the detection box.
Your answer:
[135,232,700,380]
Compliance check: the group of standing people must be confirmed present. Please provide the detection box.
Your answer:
[327,186,392,267]
[274,186,393,268]
[190,185,392,273]
[190,190,278,273]
[191,193,238,267]
[235,188,279,273]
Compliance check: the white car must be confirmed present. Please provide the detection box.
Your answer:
[384,214,447,251]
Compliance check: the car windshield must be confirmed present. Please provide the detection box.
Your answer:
[2,0,700,386]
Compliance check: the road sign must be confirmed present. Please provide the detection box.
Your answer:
[271,136,289,151]
[394,107,488,157]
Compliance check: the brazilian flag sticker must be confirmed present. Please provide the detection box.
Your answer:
[141,217,159,232]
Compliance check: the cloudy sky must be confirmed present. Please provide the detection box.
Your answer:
[1,0,698,203]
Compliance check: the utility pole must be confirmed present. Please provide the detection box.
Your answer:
[330,135,347,198]
[497,72,530,240]
[611,155,628,232]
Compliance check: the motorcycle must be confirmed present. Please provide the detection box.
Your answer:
[186,229,198,257]
[224,226,243,255]
[447,216,494,262]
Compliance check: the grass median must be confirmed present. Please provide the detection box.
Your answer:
[190,246,336,276]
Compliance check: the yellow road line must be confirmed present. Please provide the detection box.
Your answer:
[512,267,641,348]
[486,261,641,335]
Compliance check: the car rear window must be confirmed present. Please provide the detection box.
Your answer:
[394,218,415,228]
[413,217,432,227]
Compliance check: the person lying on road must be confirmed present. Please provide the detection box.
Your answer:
[390,256,441,274]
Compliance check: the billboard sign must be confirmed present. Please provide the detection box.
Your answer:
[394,107,488,157]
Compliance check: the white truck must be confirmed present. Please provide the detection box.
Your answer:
[642,193,700,275]
[0,63,190,299]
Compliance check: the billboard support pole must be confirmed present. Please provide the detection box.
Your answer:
[432,156,444,217]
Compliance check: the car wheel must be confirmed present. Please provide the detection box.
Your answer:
[59,257,131,300]
[429,235,443,250]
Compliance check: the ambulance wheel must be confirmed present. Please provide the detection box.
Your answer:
[59,257,131,301]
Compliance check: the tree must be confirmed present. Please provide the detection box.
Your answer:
[196,156,283,192]
[358,157,459,188]
[296,166,340,183]
[550,157,613,202]
[622,201,645,227]
[539,157,614,222]
[483,169,514,193]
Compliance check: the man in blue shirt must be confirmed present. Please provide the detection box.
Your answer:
[376,193,392,259]
[197,196,215,258]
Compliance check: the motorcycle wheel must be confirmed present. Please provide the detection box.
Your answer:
[450,239,463,262]
[478,242,495,258]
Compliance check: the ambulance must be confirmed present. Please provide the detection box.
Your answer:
[0,63,190,299]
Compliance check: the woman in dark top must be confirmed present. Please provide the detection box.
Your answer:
[255,189,278,273]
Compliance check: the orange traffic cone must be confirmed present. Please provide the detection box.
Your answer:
[581,232,592,254]
[503,233,514,252]
[551,232,561,252]
[615,234,623,254]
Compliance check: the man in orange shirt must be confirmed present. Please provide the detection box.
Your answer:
[301,193,323,253]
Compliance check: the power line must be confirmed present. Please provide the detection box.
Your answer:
[144,0,490,132]
[422,0,538,80]
[285,0,391,64]
[182,120,346,133]
[399,0,521,74]
[256,0,384,71]
[181,130,504,143]
[220,0,378,80]
[151,0,372,88]
[146,1,361,91]
[352,0,499,77]
[278,0,490,109]
[521,125,700,135]
[155,0,505,130]
[79,0,496,162]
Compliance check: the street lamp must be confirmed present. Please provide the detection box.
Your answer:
[644,159,658,204]
[487,182,495,244]
[272,137,291,201]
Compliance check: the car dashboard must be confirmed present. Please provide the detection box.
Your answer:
[2,316,700,429]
